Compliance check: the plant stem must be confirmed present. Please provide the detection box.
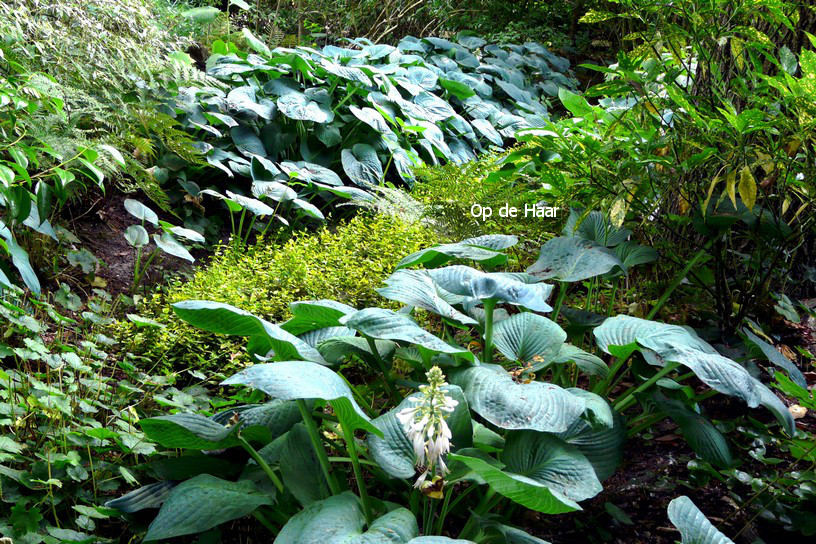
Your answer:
[482,298,497,363]
[435,486,454,535]
[366,337,401,403]
[614,361,681,412]
[238,436,284,493]
[252,509,278,534]
[551,282,567,320]
[341,423,374,527]
[646,242,712,320]
[297,399,341,495]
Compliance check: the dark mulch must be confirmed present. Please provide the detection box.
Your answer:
[64,191,205,297]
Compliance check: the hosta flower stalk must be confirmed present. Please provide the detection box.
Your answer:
[396,366,458,492]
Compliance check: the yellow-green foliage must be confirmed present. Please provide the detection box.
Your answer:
[118,213,439,371]
[413,149,555,249]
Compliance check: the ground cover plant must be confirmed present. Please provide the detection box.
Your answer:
[1,0,815,543]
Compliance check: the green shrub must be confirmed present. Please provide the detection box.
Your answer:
[118,213,439,370]
[412,150,557,250]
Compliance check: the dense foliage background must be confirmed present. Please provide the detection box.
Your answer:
[1,1,815,543]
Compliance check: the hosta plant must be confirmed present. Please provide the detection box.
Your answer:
[149,33,577,235]
[122,199,204,292]
[111,226,798,541]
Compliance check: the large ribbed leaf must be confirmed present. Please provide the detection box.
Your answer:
[140,414,242,449]
[562,209,631,247]
[503,432,602,502]
[143,475,272,540]
[210,399,303,437]
[548,344,608,378]
[277,92,333,123]
[492,313,566,363]
[277,492,418,544]
[448,432,600,515]
[594,316,795,434]
[396,235,518,269]
[593,315,715,360]
[340,308,471,357]
[449,364,585,433]
[222,361,381,435]
[281,300,357,335]
[173,301,327,364]
[124,199,159,226]
[743,329,806,387]
[377,269,477,325]
[471,516,550,544]
[428,266,553,312]
[341,144,382,186]
[557,408,625,481]
[106,481,175,513]
[651,393,732,468]
[316,336,396,366]
[527,237,623,282]
[368,385,471,478]
[280,423,331,505]
[667,496,735,544]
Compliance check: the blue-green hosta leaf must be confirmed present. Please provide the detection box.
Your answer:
[503,431,602,502]
[316,336,396,366]
[526,237,623,282]
[593,315,716,361]
[562,208,631,247]
[557,408,625,481]
[471,515,550,543]
[124,199,158,226]
[210,399,303,437]
[319,59,373,85]
[280,161,343,186]
[458,36,487,49]
[377,269,477,325]
[143,475,272,540]
[172,301,326,364]
[405,66,438,90]
[408,539,475,544]
[492,313,566,363]
[340,308,471,357]
[222,361,380,435]
[281,423,332,505]
[667,496,735,544]
[547,344,608,378]
[613,241,658,271]
[415,92,456,122]
[396,234,518,269]
[349,105,391,133]
[250,155,281,181]
[140,413,240,449]
[368,385,471,478]
[428,266,553,312]
[448,439,594,514]
[278,92,333,123]
[651,393,732,468]
[124,225,149,248]
[567,389,613,429]
[742,329,806,387]
[341,144,383,186]
[449,364,585,433]
[225,191,276,216]
[667,347,794,433]
[277,492,418,544]
[231,125,267,157]
[447,138,477,164]
[106,481,175,513]
[315,123,343,147]
[471,118,503,145]
[282,300,357,335]
[152,233,194,262]
[363,43,396,59]
[253,180,298,202]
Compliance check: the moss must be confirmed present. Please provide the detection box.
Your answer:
[117,213,439,371]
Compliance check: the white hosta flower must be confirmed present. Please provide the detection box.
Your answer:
[397,366,458,491]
